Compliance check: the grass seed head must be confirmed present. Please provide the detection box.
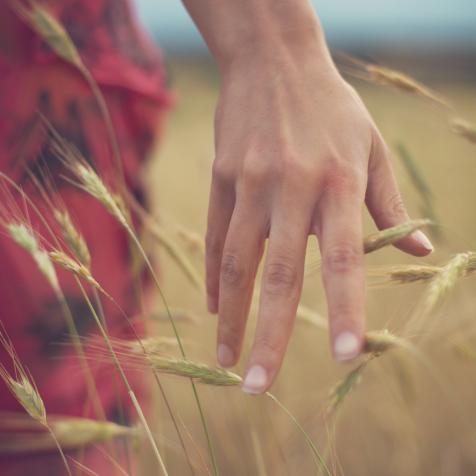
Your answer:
[54,210,91,268]
[12,1,82,68]
[327,359,371,414]
[50,417,138,450]
[0,414,138,453]
[364,218,432,254]
[150,356,242,386]
[423,252,473,313]
[7,223,59,292]
[366,64,450,107]
[49,250,103,292]
[0,330,47,425]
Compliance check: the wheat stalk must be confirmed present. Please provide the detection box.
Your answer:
[365,64,451,107]
[422,252,473,315]
[7,223,59,292]
[0,413,138,454]
[363,218,432,254]
[150,356,242,387]
[368,252,476,287]
[55,140,219,476]
[336,53,451,108]
[10,1,128,189]
[53,209,91,268]
[0,329,72,475]
[306,219,432,275]
[145,354,331,475]
[49,250,104,290]
[10,0,82,67]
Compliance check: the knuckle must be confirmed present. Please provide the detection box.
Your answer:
[240,158,269,187]
[264,260,298,294]
[212,159,234,185]
[220,253,247,289]
[325,163,362,196]
[386,192,407,219]
[324,244,362,273]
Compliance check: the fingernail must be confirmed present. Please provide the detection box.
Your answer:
[217,344,234,368]
[242,365,268,395]
[334,332,360,361]
[412,231,434,253]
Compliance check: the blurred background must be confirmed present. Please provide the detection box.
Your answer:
[134,0,476,79]
[129,2,476,475]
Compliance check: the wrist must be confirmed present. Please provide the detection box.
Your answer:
[208,4,333,74]
[221,28,335,78]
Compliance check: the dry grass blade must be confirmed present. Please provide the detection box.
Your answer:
[450,117,476,144]
[84,335,179,363]
[394,142,440,239]
[126,197,204,291]
[146,223,204,291]
[296,303,328,329]
[151,308,200,325]
[128,336,179,355]
[150,356,242,387]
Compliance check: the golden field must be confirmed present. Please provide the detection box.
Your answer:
[137,58,476,475]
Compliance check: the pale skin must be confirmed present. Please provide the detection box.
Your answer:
[182,0,433,394]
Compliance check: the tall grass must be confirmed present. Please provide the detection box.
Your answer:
[2,6,476,474]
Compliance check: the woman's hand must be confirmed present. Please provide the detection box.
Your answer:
[184,0,433,394]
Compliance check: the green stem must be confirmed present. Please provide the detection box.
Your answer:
[78,282,169,476]
[265,393,331,476]
[46,423,73,476]
[126,228,219,476]
[57,292,106,422]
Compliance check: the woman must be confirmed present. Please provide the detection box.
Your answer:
[0,0,433,474]
[0,0,171,473]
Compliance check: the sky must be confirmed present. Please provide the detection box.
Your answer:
[135,0,476,53]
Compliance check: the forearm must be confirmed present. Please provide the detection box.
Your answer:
[182,0,334,72]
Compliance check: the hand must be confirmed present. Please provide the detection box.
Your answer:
[200,19,433,396]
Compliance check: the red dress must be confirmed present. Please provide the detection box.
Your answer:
[0,1,171,474]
